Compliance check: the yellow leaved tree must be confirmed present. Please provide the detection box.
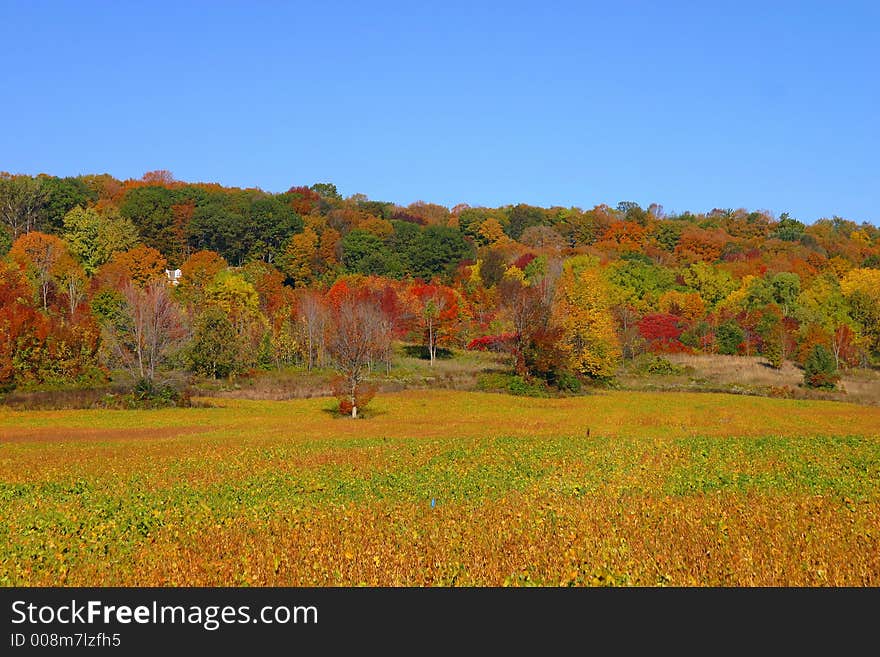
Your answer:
[280,227,319,287]
[553,256,621,379]
[840,268,880,354]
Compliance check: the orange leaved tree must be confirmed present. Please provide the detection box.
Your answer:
[9,231,68,310]
[408,281,460,366]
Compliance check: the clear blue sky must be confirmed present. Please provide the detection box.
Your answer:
[1,1,877,224]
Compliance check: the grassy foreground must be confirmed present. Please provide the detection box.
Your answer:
[1,390,879,586]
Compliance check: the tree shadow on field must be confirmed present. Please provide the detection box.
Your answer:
[319,404,388,420]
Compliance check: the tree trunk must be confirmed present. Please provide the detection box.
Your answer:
[831,340,841,370]
[68,281,77,317]
[148,339,156,381]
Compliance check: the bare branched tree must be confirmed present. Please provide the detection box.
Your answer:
[498,277,552,375]
[327,295,391,418]
[296,289,328,371]
[102,280,186,381]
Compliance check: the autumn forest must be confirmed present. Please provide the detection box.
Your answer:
[1,169,879,412]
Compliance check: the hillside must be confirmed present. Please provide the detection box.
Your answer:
[1,171,879,409]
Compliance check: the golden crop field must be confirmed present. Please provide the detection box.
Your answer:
[1,390,879,586]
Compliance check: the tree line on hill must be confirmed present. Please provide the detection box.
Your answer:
[1,170,878,412]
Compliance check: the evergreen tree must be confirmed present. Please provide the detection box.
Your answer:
[803,344,839,389]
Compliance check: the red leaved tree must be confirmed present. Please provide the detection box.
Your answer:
[637,312,686,353]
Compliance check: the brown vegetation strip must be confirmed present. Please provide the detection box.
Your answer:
[0,425,212,444]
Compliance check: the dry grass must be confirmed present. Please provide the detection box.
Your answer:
[623,353,880,405]
[667,353,804,385]
[192,347,505,401]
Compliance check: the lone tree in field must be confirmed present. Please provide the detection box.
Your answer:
[326,289,391,418]
[803,344,839,390]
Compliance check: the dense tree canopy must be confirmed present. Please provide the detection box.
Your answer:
[1,169,878,395]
